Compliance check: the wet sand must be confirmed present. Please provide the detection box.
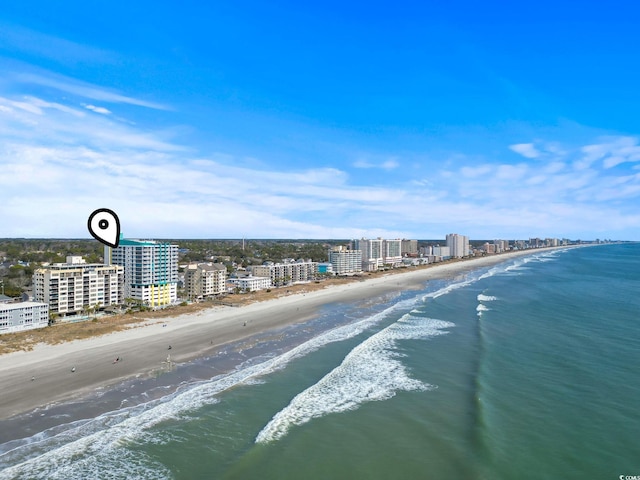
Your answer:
[0,250,558,420]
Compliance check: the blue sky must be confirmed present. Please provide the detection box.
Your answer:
[1,1,640,240]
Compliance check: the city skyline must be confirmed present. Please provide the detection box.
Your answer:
[2,2,640,240]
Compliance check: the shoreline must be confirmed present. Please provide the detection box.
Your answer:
[0,248,570,421]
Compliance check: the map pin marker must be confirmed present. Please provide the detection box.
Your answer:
[88,208,120,248]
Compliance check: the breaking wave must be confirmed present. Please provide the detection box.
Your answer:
[255,315,454,443]
[477,294,497,302]
[476,304,490,313]
[0,293,420,479]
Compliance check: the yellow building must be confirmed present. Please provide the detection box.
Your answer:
[107,237,178,307]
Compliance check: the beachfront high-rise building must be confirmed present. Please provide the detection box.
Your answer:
[483,243,497,254]
[419,245,433,256]
[446,234,470,258]
[328,246,362,275]
[401,239,418,256]
[494,240,510,252]
[352,238,383,271]
[106,237,179,307]
[184,263,227,300]
[529,238,543,248]
[33,256,123,317]
[383,239,403,267]
[514,240,526,250]
[352,238,405,270]
[432,246,451,259]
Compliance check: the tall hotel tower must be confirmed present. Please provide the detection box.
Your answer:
[445,233,470,258]
[105,236,179,307]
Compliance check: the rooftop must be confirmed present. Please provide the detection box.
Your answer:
[0,301,48,311]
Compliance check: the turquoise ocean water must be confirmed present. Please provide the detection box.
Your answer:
[1,243,639,479]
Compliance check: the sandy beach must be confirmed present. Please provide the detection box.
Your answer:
[0,249,558,420]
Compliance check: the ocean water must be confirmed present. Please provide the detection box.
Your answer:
[1,244,639,479]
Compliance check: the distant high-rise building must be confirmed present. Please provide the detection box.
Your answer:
[353,238,384,271]
[401,239,418,256]
[529,238,543,248]
[484,243,496,254]
[383,239,403,266]
[419,245,433,256]
[432,246,451,258]
[446,234,469,258]
[352,238,405,270]
[106,237,178,307]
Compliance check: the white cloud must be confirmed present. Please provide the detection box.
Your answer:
[579,136,640,170]
[353,160,373,168]
[381,159,399,170]
[460,165,492,178]
[1,91,640,240]
[495,164,528,181]
[544,162,566,174]
[84,104,111,115]
[15,72,168,110]
[353,157,400,170]
[509,143,541,159]
[0,95,181,151]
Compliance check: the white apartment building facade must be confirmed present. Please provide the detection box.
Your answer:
[184,263,227,300]
[419,245,433,256]
[107,237,179,307]
[353,238,383,271]
[353,238,404,270]
[383,239,403,267]
[228,276,271,292]
[446,234,470,258]
[432,246,451,259]
[250,260,318,286]
[0,301,49,335]
[33,256,123,316]
[328,246,362,275]
[494,240,510,252]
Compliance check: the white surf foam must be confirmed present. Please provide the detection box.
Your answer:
[476,304,490,317]
[0,294,421,479]
[2,269,492,476]
[421,276,475,300]
[255,315,454,444]
[477,294,497,302]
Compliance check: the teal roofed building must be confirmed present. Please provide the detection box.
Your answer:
[105,234,179,307]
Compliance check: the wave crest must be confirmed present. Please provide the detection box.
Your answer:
[255,316,454,444]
